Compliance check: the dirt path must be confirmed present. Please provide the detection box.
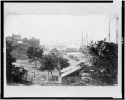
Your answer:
[63,55,77,66]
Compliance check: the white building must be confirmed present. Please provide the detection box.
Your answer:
[67,42,80,49]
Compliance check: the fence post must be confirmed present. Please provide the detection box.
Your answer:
[34,71,35,78]
[45,76,48,83]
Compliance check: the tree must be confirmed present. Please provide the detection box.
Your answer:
[6,40,16,83]
[40,55,70,75]
[22,37,29,44]
[23,37,40,48]
[28,38,40,48]
[27,47,43,68]
[87,40,118,85]
[11,43,28,60]
[11,37,40,60]
[40,55,56,75]
[54,57,70,70]
[6,40,28,84]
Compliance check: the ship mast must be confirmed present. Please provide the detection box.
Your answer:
[81,27,83,49]
[86,33,88,46]
[108,21,110,42]
[116,17,119,44]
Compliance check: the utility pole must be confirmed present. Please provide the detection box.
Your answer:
[58,57,60,77]
[84,36,85,46]
[82,33,83,49]
[58,56,61,83]
[108,21,110,42]
[12,33,14,42]
[57,40,58,49]
[38,68,39,76]
[34,71,35,78]
[116,17,119,44]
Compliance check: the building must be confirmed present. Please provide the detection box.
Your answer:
[6,34,22,43]
[61,66,82,85]
[45,44,67,51]
[48,48,62,57]
[60,58,92,85]
[6,36,13,41]
[67,42,80,49]
[13,34,22,41]
[65,48,78,52]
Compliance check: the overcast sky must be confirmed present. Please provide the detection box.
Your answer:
[4,3,121,45]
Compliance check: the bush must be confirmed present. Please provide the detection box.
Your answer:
[11,66,28,83]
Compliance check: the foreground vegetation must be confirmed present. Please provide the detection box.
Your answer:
[6,40,29,84]
[79,39,118,85]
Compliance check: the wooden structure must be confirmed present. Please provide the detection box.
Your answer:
[60,59,92,85]
[61,66,82,85]
[45,75,59,83]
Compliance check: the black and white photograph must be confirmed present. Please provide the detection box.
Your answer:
[3,1,123,98]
